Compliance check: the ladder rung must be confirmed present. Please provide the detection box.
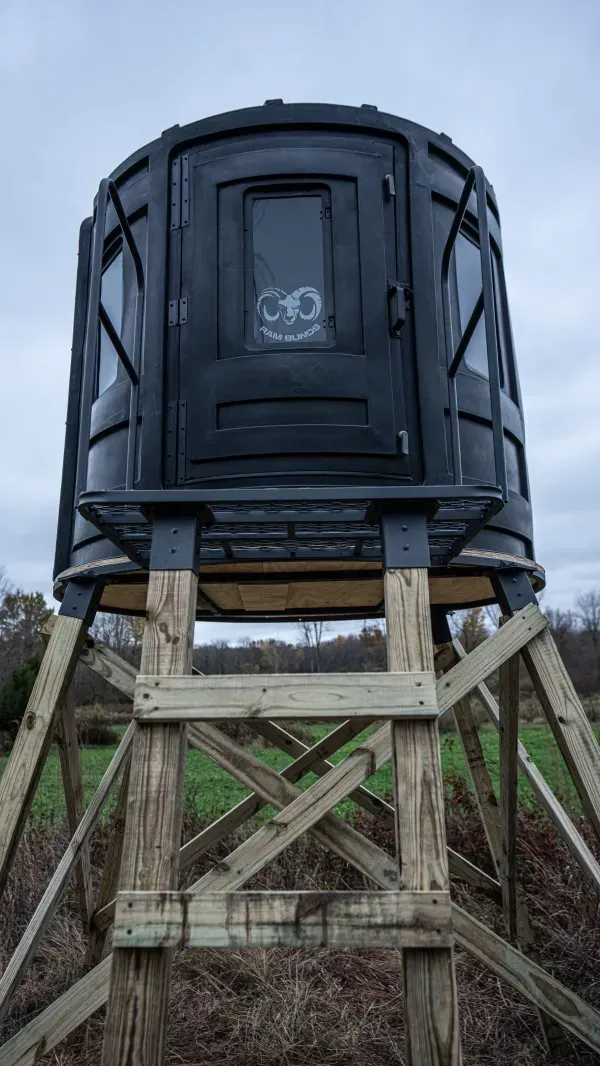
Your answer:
[114,889,452,949]
[133,671,437,721]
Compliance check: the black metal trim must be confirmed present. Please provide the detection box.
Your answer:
[441,166,508,502]
[491,568,538,614]
[58,578,104,625]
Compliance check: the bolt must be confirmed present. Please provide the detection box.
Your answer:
[169,547,176,554]
[402,525,408,532]
[403,544,410,551]
[171,528,179,534]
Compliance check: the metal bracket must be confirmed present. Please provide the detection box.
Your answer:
[431,607,452,646]
[149,514,201,573]
[491,568,538,614]
[59,577,104,625]
[380,511,430,570]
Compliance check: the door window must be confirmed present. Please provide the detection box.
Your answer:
[249,192,330,347]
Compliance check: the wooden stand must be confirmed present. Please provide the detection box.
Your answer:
[1,529,600,1063]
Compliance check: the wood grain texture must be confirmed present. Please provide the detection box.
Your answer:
[85,758,131,967]
[5,893,599,1066]
[436,603,547,714]
[101,569,198,1066]
[385,568,460,1066]
[79,641,496,902]
[452,695,501,869]
[55,702,94,933]
[114,889,452,949]
[133,671,437,721]
[451,639,600,893]
[521,625,600,842]
[4,714,597,1060]
[0,613,89,895]
[443,644,568,1055]
[0,723,134,1024]
[79,638,137,698]
[453,905,600,1053]
[93,717,499,934]
[498,625,520,943]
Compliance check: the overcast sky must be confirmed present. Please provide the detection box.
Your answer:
[0,0,598,642]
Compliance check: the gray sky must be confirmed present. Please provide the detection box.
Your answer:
[0,0,598,642]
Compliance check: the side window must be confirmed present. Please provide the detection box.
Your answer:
[97,249,124,396]
[454,232,508,391]
[247,190,331,347]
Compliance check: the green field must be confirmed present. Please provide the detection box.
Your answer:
[2,721,596,828]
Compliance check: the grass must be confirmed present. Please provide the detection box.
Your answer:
[2,721,598,827]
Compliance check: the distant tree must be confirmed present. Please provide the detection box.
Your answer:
[0,655,40,739]
[92,613,144,656]
[0,590,53,678]
[296,621,330,671]
[449,607,489,652]
[576,590,600,685]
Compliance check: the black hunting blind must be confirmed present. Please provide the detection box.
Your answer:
[0,102,599,1066]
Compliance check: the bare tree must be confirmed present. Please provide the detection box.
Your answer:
[92,613,144,656]
[296,621,330,672]
[576,591,600,684]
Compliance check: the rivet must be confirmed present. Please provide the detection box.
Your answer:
[169,547,176,554]
[403,544,410,551]
[171,528,179,534]
[402,525,408,532]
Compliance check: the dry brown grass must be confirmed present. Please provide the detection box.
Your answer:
[1,775,600,1065]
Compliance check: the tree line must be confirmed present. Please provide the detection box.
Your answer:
[0,564,599,739]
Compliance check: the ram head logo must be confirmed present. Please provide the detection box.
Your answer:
[257,286,322,326]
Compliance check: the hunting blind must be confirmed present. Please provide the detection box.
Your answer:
[0,102,599,1066]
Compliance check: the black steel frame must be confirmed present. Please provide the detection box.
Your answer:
[78,484,502,575]
[441,165,508,502]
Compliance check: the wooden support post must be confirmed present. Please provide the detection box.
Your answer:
[385,568,461,1066]
[441,644,570,1057]
[452,638,600,894]
[84,757,131,968]
[55,701,95,934]
[0,583,100,898]
[521,626,600,843]
[0,724,134,1023]
[101,568,198,1066]
[498,621,520,943]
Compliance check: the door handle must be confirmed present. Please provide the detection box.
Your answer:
[388,281,409,337]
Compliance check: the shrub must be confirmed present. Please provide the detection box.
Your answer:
[76,721,118,746]
[0,655,40,739]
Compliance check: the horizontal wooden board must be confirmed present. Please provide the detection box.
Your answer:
[114,889,453,949]
[133,671,438,721]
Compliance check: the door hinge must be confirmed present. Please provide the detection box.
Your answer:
[168,297,188,326]
[388,281,410,337]
[170,154,190,230]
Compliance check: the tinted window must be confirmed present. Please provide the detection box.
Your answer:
[455,233,488,378]
[455,233,508,389]
[252,195,327,346]
[97,250,123,396]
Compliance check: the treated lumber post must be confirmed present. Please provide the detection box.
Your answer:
[84,757,131,968]
[0,723,134,1023]
[441,643,570,1056]
[55,702,95,933]
[385,565,461,1066]
[101,559,198,1066]
[452,638,600,894]
[0,579,101,898]
[521,626,600,843]
[499,618,520,943]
